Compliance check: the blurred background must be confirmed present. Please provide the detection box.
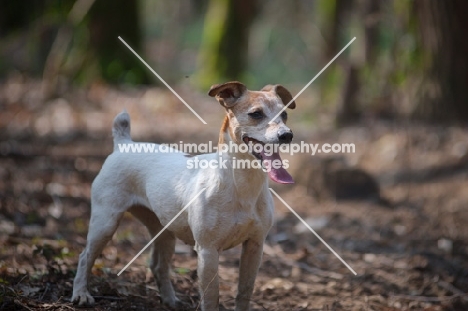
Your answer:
[1,0,468,310]
[2,0,468,123]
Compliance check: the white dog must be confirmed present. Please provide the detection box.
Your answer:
[72,81,296,310]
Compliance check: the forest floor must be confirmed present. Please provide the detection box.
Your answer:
[1,78,468,310]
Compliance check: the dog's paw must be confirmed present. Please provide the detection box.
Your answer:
[71,289,95,306]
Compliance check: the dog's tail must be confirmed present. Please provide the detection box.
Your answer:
[112,110,132,149]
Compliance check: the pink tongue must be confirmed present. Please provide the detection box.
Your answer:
[261,151,294,184]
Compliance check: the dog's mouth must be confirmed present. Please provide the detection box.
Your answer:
[242,136,264,160]
[242,135,294,184]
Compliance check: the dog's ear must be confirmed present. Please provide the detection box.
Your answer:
[261,84,296,109]
[208,81,247,108]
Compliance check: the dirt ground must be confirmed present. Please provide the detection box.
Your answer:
[1,79,468,310]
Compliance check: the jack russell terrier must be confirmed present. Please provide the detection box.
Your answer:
[72,81,296,310]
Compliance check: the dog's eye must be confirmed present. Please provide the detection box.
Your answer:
[248,111,264,120]
[281,111,288,120]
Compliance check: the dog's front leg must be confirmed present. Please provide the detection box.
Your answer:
[235,238,263,311]
[197,247,220,311]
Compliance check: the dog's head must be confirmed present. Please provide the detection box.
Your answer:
[209,81,296,184]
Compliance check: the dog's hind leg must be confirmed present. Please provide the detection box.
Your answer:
[128,205,185,309]
[72,203,124,305]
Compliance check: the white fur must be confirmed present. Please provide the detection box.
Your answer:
[72,84,294,311]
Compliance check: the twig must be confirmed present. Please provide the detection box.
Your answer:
[40,283,50,301]
[41,301,75,311]
[438,280,468,302]
[296,262,344,280]
[49,296,77,310]
[16,274,28,286]
[14,299,34,311]
[1,284,18,297]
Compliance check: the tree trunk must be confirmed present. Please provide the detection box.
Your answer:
[331,0,359,126]
[326,0,353,60]
[414,0,468,122]
[197,0,258,88]
[336,64,360,126]
[88,0,150,84]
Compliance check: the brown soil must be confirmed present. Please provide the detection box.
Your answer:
[1,79,467,310]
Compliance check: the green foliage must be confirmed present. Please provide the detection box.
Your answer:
[196,0,235,88]
[321,65,344,107]
[174,267,191,275]
[1,0,463,121]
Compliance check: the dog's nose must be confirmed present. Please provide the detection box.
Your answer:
[278,130,293,144]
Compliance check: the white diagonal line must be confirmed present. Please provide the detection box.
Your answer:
[118,36,207,125]
[269,37,356,124]
[269,188,357,275]
[117,187,207,276]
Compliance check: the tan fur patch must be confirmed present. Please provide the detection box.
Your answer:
[218,116,229,145]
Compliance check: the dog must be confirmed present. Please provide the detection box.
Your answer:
[72,81,296,310]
